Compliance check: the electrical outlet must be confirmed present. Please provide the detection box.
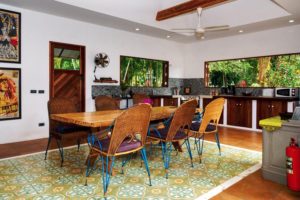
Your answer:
[30,90,37,94]
[38,123,45,127]
[38,90,45,94]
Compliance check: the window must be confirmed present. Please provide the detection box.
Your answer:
[205,53,300,87]
[53,48,80,70]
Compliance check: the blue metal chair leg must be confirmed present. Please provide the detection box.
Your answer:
[185,138,194,167]
[200,135,204,155]
[121,154,132,174]
[162,142,171,179]
[161,141,165,160]
[55,138,64,167]
[44,135,52,160]
[140,148,152,186]
[85,155,92,186]
[101,155,115,198]
[215,132,221,155]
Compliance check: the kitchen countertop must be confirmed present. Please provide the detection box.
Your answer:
[214,95,299,101]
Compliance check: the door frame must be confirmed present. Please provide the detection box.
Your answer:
[49,41,86,111]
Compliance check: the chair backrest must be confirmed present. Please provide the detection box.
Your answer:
[107,104,152,155]
[132,93,149,105]
[95,95,119,111]
[199,98,225,133]
[166,99,198,141]
[48,98,78,131]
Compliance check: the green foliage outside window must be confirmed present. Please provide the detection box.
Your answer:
[54,57,80,70]
[207,54,300,87]
[120,56,166,88]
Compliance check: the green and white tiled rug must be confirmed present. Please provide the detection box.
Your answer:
[0,141,261,200]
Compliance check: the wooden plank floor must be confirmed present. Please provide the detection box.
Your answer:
[0,127,299,199]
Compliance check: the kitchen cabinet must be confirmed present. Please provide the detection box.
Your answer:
[151,97,161,107]
[163,97,178,107]
[227,98,252,128]
[257,100,287,128]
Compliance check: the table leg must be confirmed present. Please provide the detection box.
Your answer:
[172,141,183,152]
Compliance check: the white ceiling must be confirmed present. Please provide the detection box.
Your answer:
[1,0,300,43]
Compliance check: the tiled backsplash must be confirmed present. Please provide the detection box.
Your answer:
[92,78,219,98]
[92,78,299,98]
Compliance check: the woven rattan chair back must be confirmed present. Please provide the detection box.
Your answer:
[95,95,119,111]
[132,93,149,105]
[166,99,198,141]
[107,104,151,155]
[199,98,225,133]
[48,98,78,131]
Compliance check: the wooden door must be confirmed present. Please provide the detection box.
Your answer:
[49,42,86,111]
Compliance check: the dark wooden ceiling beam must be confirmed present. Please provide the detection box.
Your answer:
[156,0,229,21]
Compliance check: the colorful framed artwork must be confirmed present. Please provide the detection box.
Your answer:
[0,9,21,63]
[0,67,21,120]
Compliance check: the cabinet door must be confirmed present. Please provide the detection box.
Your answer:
[227,99,241,127]
[257,100,287,128]
[239,99,252,128]
[270,101,287,117]
[152,98,161,107]
[164,98,178,107]
[227,99,252,127]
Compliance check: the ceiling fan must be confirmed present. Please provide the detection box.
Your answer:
[171,7,230,38]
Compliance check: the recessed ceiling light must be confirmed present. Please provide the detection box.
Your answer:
[289,19,295,23]
[166,35,171,38]
[201,36,205,39]
[239,30,244,33]
[135,28,140,31]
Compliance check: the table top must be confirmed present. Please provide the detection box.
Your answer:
[51,106,179,128]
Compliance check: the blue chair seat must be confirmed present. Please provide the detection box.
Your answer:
[93,137,142,153]
[55,125,89,134]
[149,127,187,140]
[190,122,216,132]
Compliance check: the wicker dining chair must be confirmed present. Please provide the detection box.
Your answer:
[189,97,225,162]
[147,99,198,178]
[86,104,152,197]
[45,98,89,167]
[95,95,119,111]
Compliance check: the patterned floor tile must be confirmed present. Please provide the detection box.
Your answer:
[0,142,261,199]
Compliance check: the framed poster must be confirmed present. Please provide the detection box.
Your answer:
[0,9,21,63]
[0,67,21,120]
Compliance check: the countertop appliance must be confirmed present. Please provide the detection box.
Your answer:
[262,88,274,97]
[275,88,296,97]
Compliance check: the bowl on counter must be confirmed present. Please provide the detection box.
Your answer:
[242,91,253,96]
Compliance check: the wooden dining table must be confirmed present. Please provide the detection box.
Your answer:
[51,106,179,129]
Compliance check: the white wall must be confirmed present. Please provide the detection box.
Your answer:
[0,4,185,144]
[183,24,300,78]
[1,3,300,144]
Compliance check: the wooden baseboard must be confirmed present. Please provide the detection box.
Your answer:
[0,137,86,159]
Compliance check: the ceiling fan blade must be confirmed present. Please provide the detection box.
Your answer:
[204,25,230,31]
